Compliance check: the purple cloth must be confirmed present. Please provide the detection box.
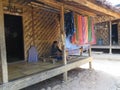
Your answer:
[28,46,38,62]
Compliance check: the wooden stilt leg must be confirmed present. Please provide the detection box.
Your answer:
[88,46,92,69]
[63,71,67,82]
[0,0,8,83]
[60,5,67,82]
[89,62,92,69]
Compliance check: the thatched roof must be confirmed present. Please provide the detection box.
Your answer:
[95,0,120,12]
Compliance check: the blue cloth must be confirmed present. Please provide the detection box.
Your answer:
[66,36,80,50]
[28,46,38,62]
[56,56,62,61]
[64,12,75,37]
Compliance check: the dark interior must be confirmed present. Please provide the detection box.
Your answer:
[4,14,24,63]
[112,24,118,45]
[92,49,109,53]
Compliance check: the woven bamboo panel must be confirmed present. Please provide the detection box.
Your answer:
[95,25,109,45]
[94,16,115,24]
[118,22,120,45]
[23,7,60,60]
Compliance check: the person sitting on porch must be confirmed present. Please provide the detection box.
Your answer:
[51,41,62,61]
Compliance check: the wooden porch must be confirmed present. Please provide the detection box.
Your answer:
[91,45,120,54]
[92,45,120,49]
[0,56,92,90]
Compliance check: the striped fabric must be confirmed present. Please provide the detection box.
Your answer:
[88,17,92,42]
[71,14,96,45]
[84,16,88,44]
[78,15,83,45]
[91,19,96,44]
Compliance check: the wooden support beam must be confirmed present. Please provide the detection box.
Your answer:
[36,0,96,16]
[109,21,112,54]
[67,0,120,18]
[36,0,61,10]
[61,6,67,65]
[60,5,67,81]
[88,46,92,57]
[64,4,96,16]
[88,45,92,69]
[0,0,8,83]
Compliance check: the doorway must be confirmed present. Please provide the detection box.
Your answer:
[112,24,118,45]
[4,14,24,63]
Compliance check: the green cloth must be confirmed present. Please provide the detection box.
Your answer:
[88,17,92,42]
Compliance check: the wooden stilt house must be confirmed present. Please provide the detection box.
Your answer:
[92,12,120,54]
[0,0,120,90]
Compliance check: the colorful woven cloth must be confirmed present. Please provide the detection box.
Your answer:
[84,16,88,44]
[68,14,96,47]
[78,15,83,45]
[88,17,92,42]
[91,19,96,44]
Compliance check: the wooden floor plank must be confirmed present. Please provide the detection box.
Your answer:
[0,56,90,85]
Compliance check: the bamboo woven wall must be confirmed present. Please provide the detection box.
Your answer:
[118,22,120,45]
[3,3,61,60]
[95,21,120,46]
[95,23,109,45]
[23,7,60,60]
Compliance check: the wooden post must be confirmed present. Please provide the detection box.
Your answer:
[109,21,112,54]
[88,45,92,69]
[60,5,67,81]
[88,45,91,57]
[0,0,8,83]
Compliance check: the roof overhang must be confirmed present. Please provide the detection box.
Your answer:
[59,0,120,18]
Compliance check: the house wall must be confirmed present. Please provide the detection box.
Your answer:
[95,21,120,46]
[95,22,109,45]
[3,5,60,60]
[23,7,60,60]
[118,22,120,45]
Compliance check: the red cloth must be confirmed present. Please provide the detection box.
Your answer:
[71,32,76,44]
[84,16,88,44]
[78,15,83,45]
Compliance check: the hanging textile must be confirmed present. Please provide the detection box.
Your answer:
[88,17,92,42]
[82,16,85,44]
[91,19,96,44]
[71,32,76,44]
[84,16,88,44]
[71,14,79,44]
[75,14,79,43]
[78,15,83,45]
[64,12,75,37]
[66,13,96,50]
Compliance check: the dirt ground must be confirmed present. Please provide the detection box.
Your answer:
[22,59,120,90]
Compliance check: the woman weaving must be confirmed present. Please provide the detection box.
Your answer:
[51,41,62,61]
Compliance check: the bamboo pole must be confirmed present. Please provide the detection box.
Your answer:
[60,5,67,81]
[0,0,8,83]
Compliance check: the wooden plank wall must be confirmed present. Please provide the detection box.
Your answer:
[23,7,60,60]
